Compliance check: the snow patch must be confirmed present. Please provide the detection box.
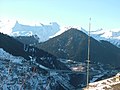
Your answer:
[84,73,120,90]
[0,48,23,64]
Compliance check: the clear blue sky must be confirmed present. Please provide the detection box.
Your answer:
[0,0,120,30]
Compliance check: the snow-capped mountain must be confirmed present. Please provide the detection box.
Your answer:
[51,27,120,48]
[0,19,60,42]
[11,21,60,42]
[90,29,120,48]
[0,18,16,35]
[0,18,119,47]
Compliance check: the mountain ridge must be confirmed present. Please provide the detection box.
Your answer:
[36,28,120,66]
[0,32,69,70]
[11,21,60,42]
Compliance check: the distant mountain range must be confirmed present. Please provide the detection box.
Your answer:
[90,29,120,48]
[0,19,60,42]
[11,21,60,42]
[0,19,119,47]
[36,28,120,67]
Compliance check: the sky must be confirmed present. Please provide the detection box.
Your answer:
[0,0,120,31]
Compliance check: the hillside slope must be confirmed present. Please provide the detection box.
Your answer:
[0,32,68,70]
[36,28,120,66]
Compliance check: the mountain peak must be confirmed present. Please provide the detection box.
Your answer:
[37,29,120,66]
[11,21,60,42]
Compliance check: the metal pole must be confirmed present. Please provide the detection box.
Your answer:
[87,18,91,87]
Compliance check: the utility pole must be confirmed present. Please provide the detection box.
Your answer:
[86,18,91,87]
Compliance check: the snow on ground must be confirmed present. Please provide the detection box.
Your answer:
[0,48,23,64]
[90,74,104,83]
[0,47,76,90]
[0,48,58,90]
[84,73,120,90]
